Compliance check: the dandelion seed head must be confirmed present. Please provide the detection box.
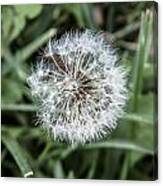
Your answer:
[27,30,128,144]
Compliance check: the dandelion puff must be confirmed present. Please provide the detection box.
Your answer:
[27,29,128,145]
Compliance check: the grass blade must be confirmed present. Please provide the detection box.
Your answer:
[132,10,153,110]
[81,4,96,29]
[2,135,34,177]
[121,10,154,179]
[84,140,154,155]
[1,104,37,112]
[16,28,56,62]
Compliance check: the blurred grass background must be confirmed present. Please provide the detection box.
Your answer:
[1,2,158,180]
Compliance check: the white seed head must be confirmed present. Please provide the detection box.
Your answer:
[27,30,128,145]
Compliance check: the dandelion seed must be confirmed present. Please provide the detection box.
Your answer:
[27,30,128,145]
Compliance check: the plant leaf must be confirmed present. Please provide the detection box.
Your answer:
[2,134,34,177]
[84,140,154,155]
[16,28,56,62]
